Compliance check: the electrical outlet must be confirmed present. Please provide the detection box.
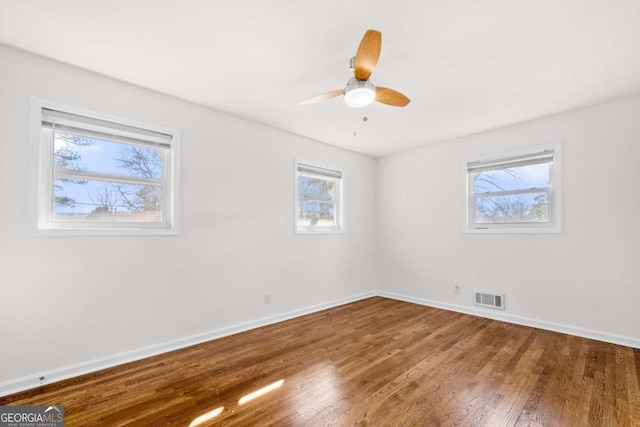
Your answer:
[454,285,461,294]
[264,293,271,304]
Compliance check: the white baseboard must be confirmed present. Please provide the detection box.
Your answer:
[4,289,637,397]
[0,291,375,397]
[376,290,640,350]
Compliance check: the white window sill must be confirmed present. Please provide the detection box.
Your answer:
[463,226,562,234]
[294,229,346,235]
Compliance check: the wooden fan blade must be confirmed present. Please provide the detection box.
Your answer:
[375,87,411,107]
[299,89,344,106]
[354,30,382,81]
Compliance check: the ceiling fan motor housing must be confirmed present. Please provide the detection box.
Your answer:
[344,77,376,108]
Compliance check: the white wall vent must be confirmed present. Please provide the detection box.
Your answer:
[473,291,505,310]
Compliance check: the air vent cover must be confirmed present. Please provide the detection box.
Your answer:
[473,291,505,310]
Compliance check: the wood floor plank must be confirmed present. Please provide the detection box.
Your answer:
[1,297,639,426]
[627,349,640,426]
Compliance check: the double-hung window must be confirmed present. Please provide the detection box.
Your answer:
[29,98,180,235]
[464,143,561,233]
[295,161,343,233]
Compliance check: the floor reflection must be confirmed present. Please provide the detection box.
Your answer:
[238,379,285,405]
[188,406,224,427]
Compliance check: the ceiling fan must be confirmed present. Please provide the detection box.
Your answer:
[300,29,410,109]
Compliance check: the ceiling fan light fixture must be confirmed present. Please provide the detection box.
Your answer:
[344,78,375,108]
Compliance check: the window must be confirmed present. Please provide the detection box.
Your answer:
[29,98,180,235]
[464,143,561,233]
[295,161,343,233]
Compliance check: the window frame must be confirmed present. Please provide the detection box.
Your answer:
[294,159,345,235]
[462,142,562,234]
[28,97,180,236]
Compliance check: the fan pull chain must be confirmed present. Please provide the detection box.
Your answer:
[352,110,357,136]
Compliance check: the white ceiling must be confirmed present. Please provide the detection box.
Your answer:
[1,0,639,157]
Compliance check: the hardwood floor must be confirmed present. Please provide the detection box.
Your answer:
[2,297,639,426]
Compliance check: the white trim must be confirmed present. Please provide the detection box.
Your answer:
[377,290,640,350]
[461,142,562,234]
[0,291,374,397]
[28,97,181,236]
[3,289,637,397]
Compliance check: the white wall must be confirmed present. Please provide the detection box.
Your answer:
[376,95,640,343]
[3,41,639,394]
[0,44,376,387]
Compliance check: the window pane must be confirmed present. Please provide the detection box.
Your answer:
[298,176,335,201]
[475,193,548,224]
[296,201,336,228]
[474,162,549,193]
[54,178,162,222]
[54,131,163,180]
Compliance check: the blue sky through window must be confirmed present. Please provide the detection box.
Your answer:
[474,162,549,193]
[53,133,162,216]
